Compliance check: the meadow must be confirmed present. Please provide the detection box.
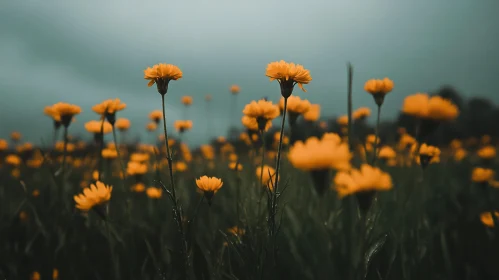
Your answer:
[1,61,499,280]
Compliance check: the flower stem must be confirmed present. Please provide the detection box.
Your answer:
[112,126,127,190]
[371,104,382,166]
[269,96,288,264]
[347,63,354,153]
[161,93,189,278]
[99,119,105,181]
[60,126,68,197]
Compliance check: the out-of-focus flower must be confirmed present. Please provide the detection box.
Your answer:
[353,107,371,120]
[85,120,113,134]
[174,120,193,133]
[116,118,131,131]
[477,145,496,160]
[146,187,163,199]
[181,96,193,106]
[471,167,494,183]
[334,164,392,198]
[230,85,240,95]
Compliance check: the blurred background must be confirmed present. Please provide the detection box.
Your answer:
[1,0,498,146]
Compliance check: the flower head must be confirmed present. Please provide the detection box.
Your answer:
[402,93,459,121]
[115,118,131,131]
[174,120,193,133]
[334,164,392,198]
[52,102,82,127]
[303,104,320,121]
[480,212,499,227]
[144,63,183,95]
[92,99,126,116]
[279,96,311,114]
[256,165,278,190]
[181,96,193,106]
[364,78,394,95]
[472,167,494,183]
[149,110,163,123]
[241,116,271,131]
[418,144,441,168]
[477,145,496,160]
[196,176,223,204]
[353,107,371,120]
[266,60,312,98]
[85,120,113,134]
[288,134,352,171]
[44,105,61,122]
[230,85,240,94]
[243,99,280,120]
[146,187,163,199]
[73,181,112,211]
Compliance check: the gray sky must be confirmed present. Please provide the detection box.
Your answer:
[1,0,498,146]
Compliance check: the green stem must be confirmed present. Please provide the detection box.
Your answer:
[161,93,190,279]
[60,126,68,197]
[257,129,267,223]
[98,119,105,181]
[112,126,127,190]
[371,104,382,166]
[347,63,354,153]
[269,96,288,264]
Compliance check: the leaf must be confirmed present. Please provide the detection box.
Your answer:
[193,240,210,280]
[363,233,388,279]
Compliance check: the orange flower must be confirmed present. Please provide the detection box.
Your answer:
[241,116,271,131]
[174,120,193,133]
[127,161,148,175]
[196,176,223,203]
[144,63,183,94]
[181,96,193,106]
[11,132,22,141]
[146,187,163,199]
[402,93,459,121]
[472,167,494,183]
[353,107,371,120]
[5,154,21,166]
[477,145,496,160]
[418,144,441,167]
[149,110,163,123]
[266,60,312,97]
[102,148,118,159]
[303,104,320,121]
[230,84,241,94]
[337,115,349,126]
[279,96,311,114]
[334,164,392,198]
[288,134,351,171]
[115,118,131,131]
[44,105,61,122]
[200,145,215,160]
[52,102,82,126]
[256,165,278,190]
[480,212,499,227]
[74,181,113,211]
[364,78,394,95]
[0,139,8,151]
[85,120,113,134]
[228,162,243,171]
[131,183,146,192]
[378,146,396,159]
[174,161,188,172]
[92,99,127,115]
[243,99,280,120]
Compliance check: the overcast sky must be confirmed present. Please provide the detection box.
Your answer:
[1,0,498,146]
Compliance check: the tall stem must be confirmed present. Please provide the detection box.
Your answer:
[60,126,68,196]
[112,126,127,190]
[371,104,382,166]
[256,130,266,224]
[347,63,354,152]
[269,96,288,263]
[161,94,189,278]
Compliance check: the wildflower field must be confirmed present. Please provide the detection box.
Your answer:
[1,61,499,280]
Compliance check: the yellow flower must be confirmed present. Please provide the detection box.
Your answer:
[273,132,289,145]
[52,102,82,126]
[44,105,61,122]
[230,84,240,94]
[131,183,146,193]
[174,161,188,172]
[92,99,127,115]
[218,136,227,143]
[31,271,41,280]
[85,120,113,134]
[471,167,494,183]
[337,115,349,126]
[266,60,312,97]
[288,134,351,171]
[146,187,163,199]
[0,139,8,151]
[227,226,245,236]
[480,212,499,227]
[181,96,193,106]
[397,134,416,150]
[149,110,163,123]
[353,107,371,120]
[402,93,459,121]
[279,96,311,114]
[243,99,280,120]
[241,116,272,131]
[477,145,496,160]
[364,78,394,95]
[11,131,22,141]
[114,118,131,131]
[334,164,393,198]
[196,176,223,203]
[144,63,183,94]
[228,162,243,171]
[5,154,21,166]
[74,181,113,211]
[27,158,43,168]
[174,120,193,133]
[146,122,158,131]
[102,148,118,159]
[303,104,320,121]
[55,141,75,152]
[200,145,215,160]
[378,146,396,159]
[450,139,462,150]
[256,165,277,190]
[453,148,467,161]
[127,161,148,175]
